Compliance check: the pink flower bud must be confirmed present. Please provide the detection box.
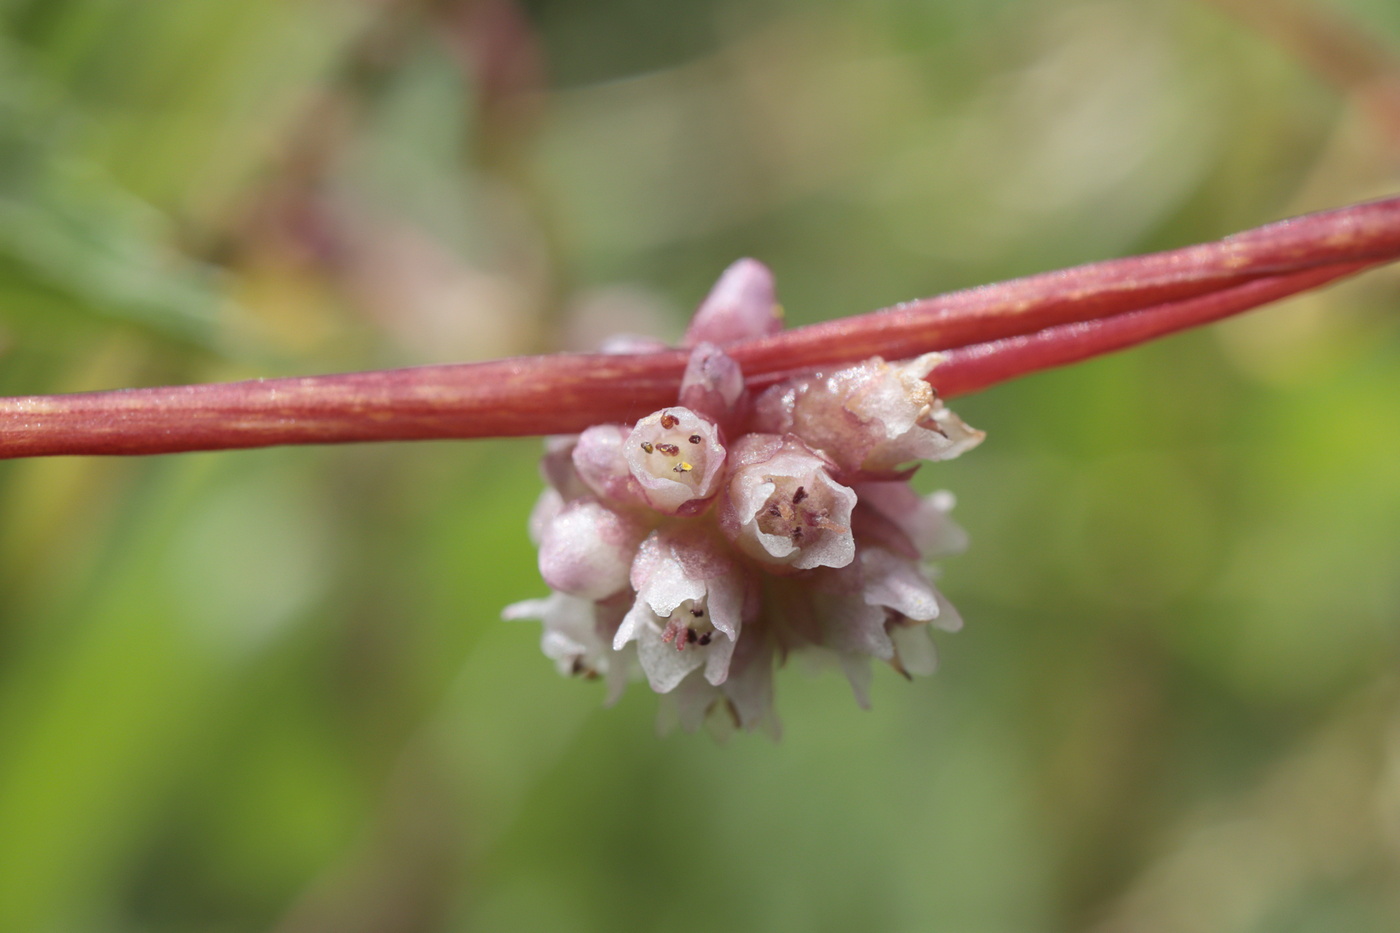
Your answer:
[613,529,747,692]
[527,488,564,545]
[719,434,857,571]
[538,499,647,600]
[624,407,727,514]
[540,434,591,501]
[572,424,649,507]
[754,353,984,474]
[683,258,782,348]
[678,342,744,422]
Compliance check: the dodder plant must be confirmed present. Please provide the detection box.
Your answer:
[3,195,1399,735]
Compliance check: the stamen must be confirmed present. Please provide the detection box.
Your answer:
[918,416,949,438]
[640,441,654,453]
[688,434,702,444]
[673,462,693,473]
[656,443,680,456]
[660,412,679,429]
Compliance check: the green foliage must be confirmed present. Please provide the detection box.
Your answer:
[0,1,1398,931]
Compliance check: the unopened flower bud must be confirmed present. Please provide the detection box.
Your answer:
[678,342,744,422]
[538,499,647,600]
[683,258,782,348]
[527,488,564,546]
[720,434,857,571]
[624,407,726,514]
[540,434,591,501]
[572,424,649,507]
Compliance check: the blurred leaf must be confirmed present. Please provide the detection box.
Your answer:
[0,43,235,349]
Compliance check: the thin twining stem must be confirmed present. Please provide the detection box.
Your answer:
[931,261,1372,398]
[1,196,1398,458]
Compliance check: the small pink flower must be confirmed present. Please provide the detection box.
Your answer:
[624,406,727,514]
[754,352,984,474]
[719,434,857,571]
[502,591,634,704]
[613,528,747,692]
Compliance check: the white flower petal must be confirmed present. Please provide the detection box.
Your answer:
[861,548,939,622]
[702,631,738,686]
[932,590,964,633]
[505,592,619,683]
[637,625,707,693]
[890,623,939,677]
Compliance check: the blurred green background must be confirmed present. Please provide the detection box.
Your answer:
[0,0,1398,930]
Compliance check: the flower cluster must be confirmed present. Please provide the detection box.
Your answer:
[504,260,984,737]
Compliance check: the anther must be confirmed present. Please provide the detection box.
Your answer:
[792,486,807,504]
[656,443,680,456]
[698,632,712,646]
[672,462,693,473]
[660,412,679,429]
[640,441,654,454]
[688,434,702,445]
[690,608,704,617]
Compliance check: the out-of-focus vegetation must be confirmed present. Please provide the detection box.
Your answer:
[0,0,1398,930]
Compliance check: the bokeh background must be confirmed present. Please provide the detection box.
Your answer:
[1,0,1399,930]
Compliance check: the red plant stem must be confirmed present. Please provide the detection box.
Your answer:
[0,352,691,457]
[931,261,1374,398]
[0,197,1398,458]
[735,195,1400,378]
